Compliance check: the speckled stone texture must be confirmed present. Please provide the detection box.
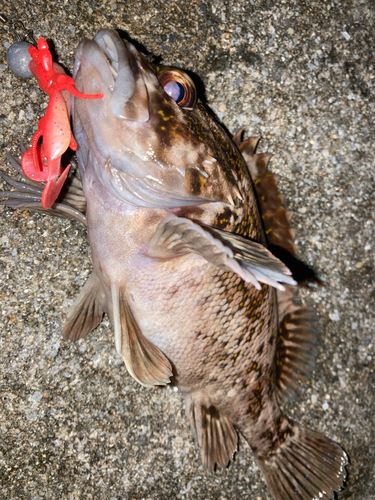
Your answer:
[0,1,373,499]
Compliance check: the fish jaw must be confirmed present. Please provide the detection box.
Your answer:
[72,29,238,209]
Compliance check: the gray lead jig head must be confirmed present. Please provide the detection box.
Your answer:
[1,13,36,78]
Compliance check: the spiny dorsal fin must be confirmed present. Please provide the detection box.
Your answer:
[185,391,238,471]
[62,273,104,341]
[232,128,244,146]
[275,287,320,405]
[112,285,173,387]
[238,135,262,158]
[236,135,296,256]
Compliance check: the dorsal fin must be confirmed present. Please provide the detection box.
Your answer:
[275,287,320,404]
[235,133,296,255]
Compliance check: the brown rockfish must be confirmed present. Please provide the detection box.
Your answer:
[1,29,347,500]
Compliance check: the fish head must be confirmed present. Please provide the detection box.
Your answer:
[73,29,247,209]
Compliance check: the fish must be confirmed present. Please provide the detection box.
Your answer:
[0,29,347,500]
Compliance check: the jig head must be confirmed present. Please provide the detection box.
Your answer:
[1,12,36,78]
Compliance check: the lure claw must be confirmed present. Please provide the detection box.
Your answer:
[21,143,49,182]
[20,36,103,206]
[41,159,71,209]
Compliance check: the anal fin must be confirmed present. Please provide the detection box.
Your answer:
[62,273,104,341]
[275,288,320,405]
[185,392,238,470]
[112,285,173,388]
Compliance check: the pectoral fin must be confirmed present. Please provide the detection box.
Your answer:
[112,285,173,387]
[0,150,86,225]
[146,215,296,291]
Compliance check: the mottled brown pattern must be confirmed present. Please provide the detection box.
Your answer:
[70,29,347,499]
[76,31,286,456]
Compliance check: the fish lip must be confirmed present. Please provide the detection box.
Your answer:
[75,29,150,123]
[93,29,125,78]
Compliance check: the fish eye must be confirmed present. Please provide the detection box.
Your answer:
[158,70,196,108]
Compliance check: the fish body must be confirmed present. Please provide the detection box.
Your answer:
[73,30,282,431]
[1,29,347,500]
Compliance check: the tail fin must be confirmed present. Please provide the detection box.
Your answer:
[257,422,348,500]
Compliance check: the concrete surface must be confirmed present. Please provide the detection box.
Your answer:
[0,0,374,499]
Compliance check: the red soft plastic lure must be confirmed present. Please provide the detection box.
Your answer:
[21,38,103,209]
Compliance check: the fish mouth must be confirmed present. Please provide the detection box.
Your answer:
[74,29,150,123]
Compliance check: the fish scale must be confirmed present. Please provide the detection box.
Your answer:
[141,268,275,401]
